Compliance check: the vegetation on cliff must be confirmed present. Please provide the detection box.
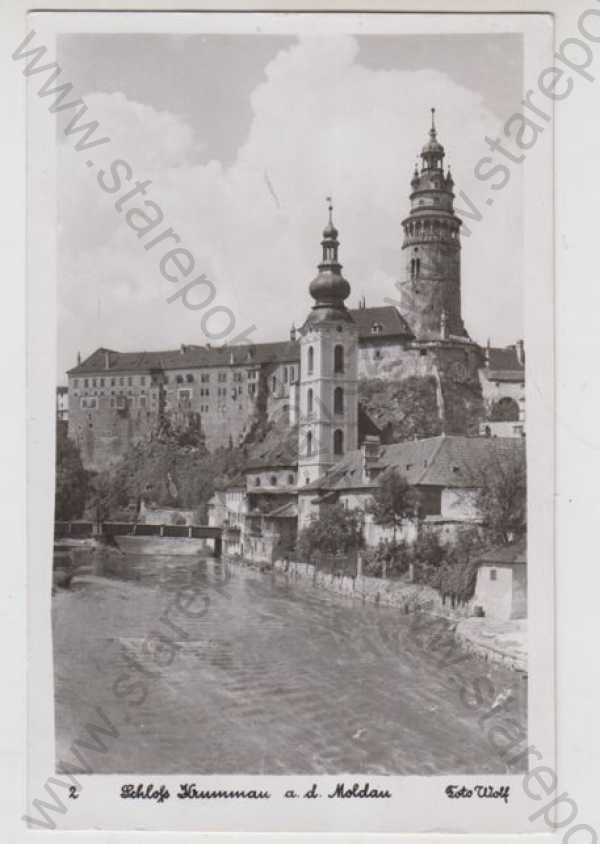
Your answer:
[358,376,442,442]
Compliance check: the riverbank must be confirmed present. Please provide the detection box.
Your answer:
[227,556,527,673]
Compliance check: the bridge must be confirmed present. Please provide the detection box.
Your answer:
[54,521,223,556]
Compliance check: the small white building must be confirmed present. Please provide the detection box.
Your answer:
[473,538,527,620]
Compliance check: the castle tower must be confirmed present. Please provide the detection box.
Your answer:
[298,200,358,486]
[401,109,466,340]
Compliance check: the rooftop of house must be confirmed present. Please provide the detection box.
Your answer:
[477,536,526,566]
[349,305,413,340]
[67,307,414,376]
[483,345,525,383]
[301,434,526,493]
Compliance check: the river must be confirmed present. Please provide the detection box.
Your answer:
[52,551,527,775]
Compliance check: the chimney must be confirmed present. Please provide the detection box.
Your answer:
[362,435,381,481]
[515,339,525,366]
[77,351,81,366]
[484,338,491,366]
[290,323,296,342]
[103,350,110,370]
[180,344,187,355]
[229,350,235,365]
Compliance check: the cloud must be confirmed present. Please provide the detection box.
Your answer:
[58,35,522,379]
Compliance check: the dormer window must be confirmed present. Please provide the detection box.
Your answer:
[371,323,383,336]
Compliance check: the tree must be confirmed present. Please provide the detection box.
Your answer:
[368,469,416,539]
[54,427,88,521]
[476,450,526,544]
[367,469,417,576]
[297,502,364,564]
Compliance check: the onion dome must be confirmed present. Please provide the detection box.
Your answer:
[421,108,445,170]
[307,198,352,322]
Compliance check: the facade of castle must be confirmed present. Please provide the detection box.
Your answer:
[66,113,525,473]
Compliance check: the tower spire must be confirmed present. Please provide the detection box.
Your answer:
[430,107,436,136]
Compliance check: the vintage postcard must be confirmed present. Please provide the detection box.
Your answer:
[23,9,555,834]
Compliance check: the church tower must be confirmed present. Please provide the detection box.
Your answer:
[298,200,358,486]
[400,109,466,340]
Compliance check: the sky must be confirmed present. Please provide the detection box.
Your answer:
[56,31,523,381]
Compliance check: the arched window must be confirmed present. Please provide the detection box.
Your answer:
[334,386,344,415]
[307,388,313,414]
[306,431,312,457]
[333,429,344,456]
[490,397,520,422]
[307,346,314,375]
[334,345,344,374]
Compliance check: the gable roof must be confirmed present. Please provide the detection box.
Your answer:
[67,341,300,376]
[302,435,525,493]
[477,537,526,566]
[349,305,413,340]
[483,345,525,383]
[67,307,414,376]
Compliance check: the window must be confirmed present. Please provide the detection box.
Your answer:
[308,346,314,374]
[176,375,184,384]
[139,396,147,408]
[374,350,382,361]
[187,374,195,383]
[84,379,89,388]
[333,429,344,455]
[73,379,79,388]
[92,378,97,387]
[201,373,209,383]
[233,372,243,382]
[218,372,227,382]
[270,475,278,486]
[272,376,277,393]
[490,569,497,581]
[283,366,288,384]
[307,388,313,414]
[334,345,344,374]
[306,431,312,457]
[288,473,295,485]
[255,477,261,487]
[119,377,124,386]
[99,378,105,387]
[334,387,344,415]
[289,367,294,382]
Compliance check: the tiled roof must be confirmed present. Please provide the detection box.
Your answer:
[67,341,300,375]
[245,423,299,470]
[483,369,525,383]
[67,307,413,376]
[302,435,525,493]
[477,536,526,566]
[349,306,413,339]
[487,346,523,370]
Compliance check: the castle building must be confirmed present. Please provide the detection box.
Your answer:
[65,111,525,473]
[400,108,465,340]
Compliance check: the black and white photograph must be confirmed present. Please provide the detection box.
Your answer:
[20,9,556,835]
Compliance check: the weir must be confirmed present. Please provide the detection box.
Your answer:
[54,521,223,557]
